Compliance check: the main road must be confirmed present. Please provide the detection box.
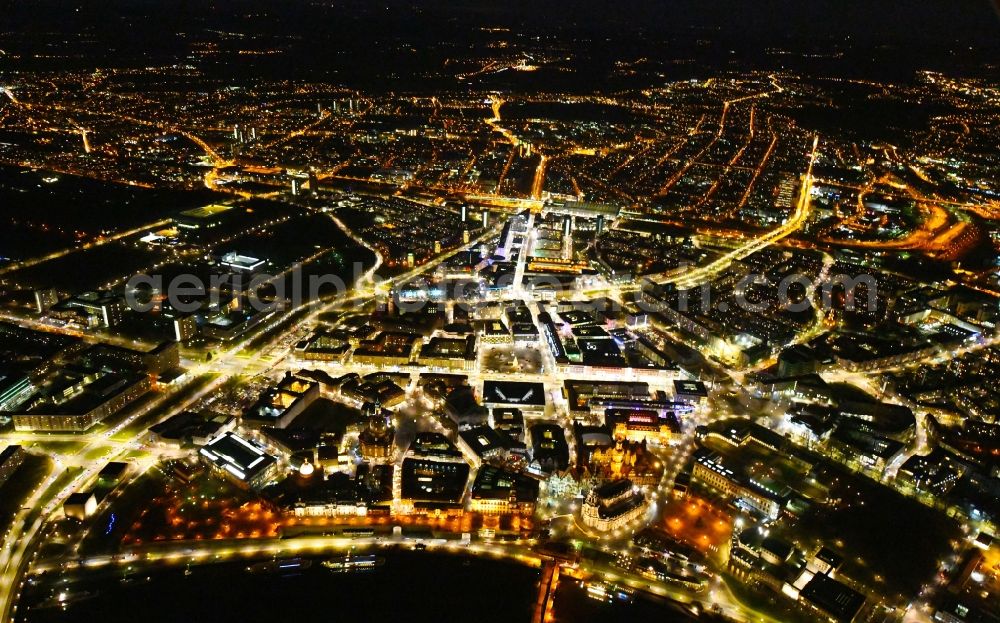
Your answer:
[650,134,819,288]
[0,215,504,623]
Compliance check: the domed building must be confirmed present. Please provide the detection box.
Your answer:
[358,401,395,461]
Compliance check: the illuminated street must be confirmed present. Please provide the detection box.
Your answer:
[1,2,999,623]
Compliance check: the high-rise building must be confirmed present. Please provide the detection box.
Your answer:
[0,445,27,488]
[34,288,59,314]
[64,292,126,327]
[171,314,197,342]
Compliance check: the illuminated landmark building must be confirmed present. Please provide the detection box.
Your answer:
[587,437,662,486]
[581,479,647,531]
[605,408,681,445]
[358,401,396,460]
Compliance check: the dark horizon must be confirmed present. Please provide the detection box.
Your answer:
[2,0,999,85]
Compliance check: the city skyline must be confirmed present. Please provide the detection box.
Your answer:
[0,2,998,622]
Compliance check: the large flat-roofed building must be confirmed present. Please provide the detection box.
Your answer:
[798,573,866,623]
[777,345,819,378]
[564,380,650,415]
[399,457,470,511]
[529,423,570,472]
[828,425,905,476]
[218,251,267,272]
[836,400,916,442]
[546,200,621,218]
[0,372,32,412]
[60,292,127,328]
[80,341,180,376]
[932,597,996,623]
[482,380,546,411]
[342,375,407,409]
[491,407,525,442]
[243,372,320,429]
[673,379,709,405]
[202,307,271,342]
[351,332,420,367]
[148,411,234,447]
[406,432,463,460]
[470,465,539,515]
[481,319,512,345]
[443,385,489,430]
[418,335,477,371]
[691,449,788,519]
[511,322,539,345]
[174,203,234,230]
[294,330,350,363]
[13,371,152,432]
[64,491,98,521]
[199,432,278,490]
[459,425,517,463]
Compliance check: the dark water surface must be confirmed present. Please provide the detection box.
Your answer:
[17,550,701,622]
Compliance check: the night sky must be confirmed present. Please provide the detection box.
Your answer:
[4,0,999,44]
[2,0,998,86]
